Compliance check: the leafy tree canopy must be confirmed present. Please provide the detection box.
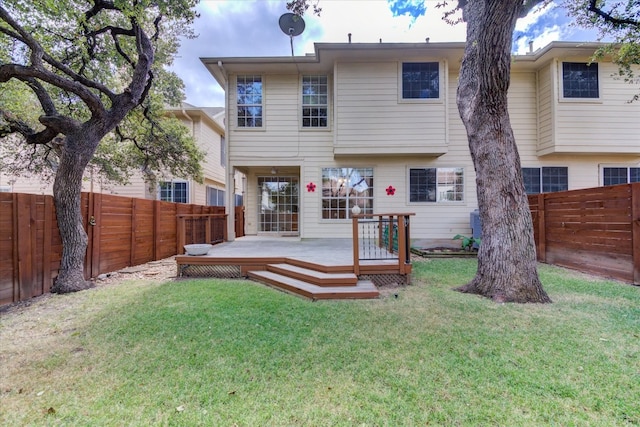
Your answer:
[566,0,640,100]
[0,0,204,187]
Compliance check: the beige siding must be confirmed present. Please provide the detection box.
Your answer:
[224,43,640,242]
[334,61,448,155]
[536,62,554,152]
[543,60,640,154]
[106,175,150,198]
[229,74,311,160]
[1,172,104,195]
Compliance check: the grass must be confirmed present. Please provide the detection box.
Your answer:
[1,259,639,426]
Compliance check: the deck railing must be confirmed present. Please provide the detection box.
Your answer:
[177,214,227,253]
[351,213,414,275]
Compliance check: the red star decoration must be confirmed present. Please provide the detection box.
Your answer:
[386,185,396,196]
[307,182,316,192]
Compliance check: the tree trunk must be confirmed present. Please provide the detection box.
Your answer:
[455,0,551,303]
[50,133,99,293]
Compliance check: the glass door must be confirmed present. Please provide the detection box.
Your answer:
[258,176,299,235]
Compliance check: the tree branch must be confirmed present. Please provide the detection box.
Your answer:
[0,63,104,118]
[519,0,547,18]
[588,0,640,27]
[0,109,60,146]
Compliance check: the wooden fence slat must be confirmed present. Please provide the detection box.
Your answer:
[43,196,53,293]
[632,185,640,284]
[529,183,640,284]
[11,193,19,303]
[16,193,34,300]
[130,198,137,267]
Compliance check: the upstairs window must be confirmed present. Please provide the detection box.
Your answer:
[562,62,599,98]
[602,167,640,186]
[236,75,262,127]
[409,167,463,202]
[402,62,439,99]
[522,167,568,194]
[302,75,328,127]
[159,180,189,203]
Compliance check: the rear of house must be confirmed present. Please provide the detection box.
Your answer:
[202,41,640,242]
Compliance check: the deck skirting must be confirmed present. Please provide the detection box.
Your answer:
[176,254,410,300]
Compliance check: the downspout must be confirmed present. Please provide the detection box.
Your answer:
[179,108,196,203]
[217,61,236,241]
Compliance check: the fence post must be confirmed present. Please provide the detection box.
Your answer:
[89,193,102,279]
[397,215,407,274]
[352,215,360,275]
[130,198,137,267]
[223,214,228,242]
[43,196,54,293]
[153,200,161,260]
[177,215,185,254]
[632,184,640,284]
[536,193,546,263]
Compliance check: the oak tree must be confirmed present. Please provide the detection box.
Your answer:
[0,0,202,293]
[453,0,551,302]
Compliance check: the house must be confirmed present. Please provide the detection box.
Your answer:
[108,103,244,207]
[0,103,244,208]
[201,41,640,242]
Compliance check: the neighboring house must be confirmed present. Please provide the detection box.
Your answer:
[108,103,243,207]
[0,103,244,208]
[202,41,640,242]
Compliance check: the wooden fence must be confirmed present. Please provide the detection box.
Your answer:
[529,183,640,285]
[0,192,244,306]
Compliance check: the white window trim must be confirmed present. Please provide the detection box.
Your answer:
[319,167,374,222]
[158,179,190,203]
[397,60,445,104]
[521,166,569,194]
[299,74,332,131]
[406,166,465,204]
[558,60,602,103]
[235,74,265,130]
[599,164,640,186]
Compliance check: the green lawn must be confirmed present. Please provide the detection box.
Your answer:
[1,259,638,426]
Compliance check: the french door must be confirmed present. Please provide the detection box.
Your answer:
[258,176,299,234]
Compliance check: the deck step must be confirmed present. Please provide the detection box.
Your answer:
[267,263,358,287]
[248,270,379,300]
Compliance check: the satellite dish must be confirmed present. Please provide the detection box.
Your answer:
[278,13,305,56]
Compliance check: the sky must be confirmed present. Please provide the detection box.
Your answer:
[172,0,602,108]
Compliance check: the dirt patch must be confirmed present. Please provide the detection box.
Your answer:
[412,247,477,257]
[0,257,178,316]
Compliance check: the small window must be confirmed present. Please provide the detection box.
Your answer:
[322,167,373,219]
[409,167,463,202]
[603,167,640,186]
[207,187,225,206]
[236,75,262,127]
[522,167,568,194]
[302,75,328,127]
[562,62,599,98]
[159,180,189,203]
[402,62,439,99]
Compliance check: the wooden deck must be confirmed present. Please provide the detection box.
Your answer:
[175,237,410,300]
